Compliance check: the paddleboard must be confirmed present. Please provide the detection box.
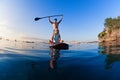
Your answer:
[49,43,69,50]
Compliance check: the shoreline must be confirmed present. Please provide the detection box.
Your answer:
[0,37,98,44]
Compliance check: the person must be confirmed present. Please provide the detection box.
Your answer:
[48,15,63,44]
[48,15,63,31]
[48,29,63,45]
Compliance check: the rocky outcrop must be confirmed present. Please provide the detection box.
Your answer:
[98,29,120,42]
[98,16,120,42]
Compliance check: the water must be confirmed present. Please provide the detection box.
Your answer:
[0,40,120,80]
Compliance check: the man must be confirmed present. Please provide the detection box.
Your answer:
[48,29,63,45]
[48,15,63,44]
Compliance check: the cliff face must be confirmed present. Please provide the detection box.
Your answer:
[98,29,120,42]
[98,16,120,42]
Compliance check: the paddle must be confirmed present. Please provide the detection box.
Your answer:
[34,14,63,21]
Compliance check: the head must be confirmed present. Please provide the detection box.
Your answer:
[54,18,57,22]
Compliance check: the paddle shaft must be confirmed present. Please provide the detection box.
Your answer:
[40,14,63,19]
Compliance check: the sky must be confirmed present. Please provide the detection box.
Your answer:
[0,0,120,41]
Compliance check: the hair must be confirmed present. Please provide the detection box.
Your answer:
[54,18,57,21]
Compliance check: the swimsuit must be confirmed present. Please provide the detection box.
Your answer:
[54,34,59,44]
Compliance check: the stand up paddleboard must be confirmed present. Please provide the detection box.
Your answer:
[49,43,69,50]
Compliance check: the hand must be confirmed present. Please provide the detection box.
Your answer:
[60,14,63,17]
[61,15,63,18]
[48,16,50,18]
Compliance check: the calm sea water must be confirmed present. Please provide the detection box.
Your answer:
[0,40,120,80]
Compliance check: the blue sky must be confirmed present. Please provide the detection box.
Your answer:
[0,0,120,41]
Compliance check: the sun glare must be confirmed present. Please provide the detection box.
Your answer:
[0,21,16,39]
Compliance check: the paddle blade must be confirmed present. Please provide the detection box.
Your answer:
[34,17,41,21]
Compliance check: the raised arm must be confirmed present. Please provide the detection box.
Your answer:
[58,15,63,24]
[48,16,53,24]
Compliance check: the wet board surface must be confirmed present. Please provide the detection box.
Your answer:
[49,43,69,50]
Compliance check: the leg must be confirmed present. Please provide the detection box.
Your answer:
[51,32,54,41]
[59,40,64,43]
[48,40,54,45]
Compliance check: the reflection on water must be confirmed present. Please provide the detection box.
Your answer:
[49,48,60,69]
[3,39,120,80]
[99,41,120,69]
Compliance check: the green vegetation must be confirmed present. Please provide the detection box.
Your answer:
[98,31,106,38]
[104,16,120,30]
[98,16,120,39]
